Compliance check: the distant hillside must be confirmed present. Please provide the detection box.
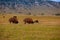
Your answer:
[0,0,60,15]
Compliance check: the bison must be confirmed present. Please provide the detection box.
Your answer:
[23,18,34,24]
[23,18,39,24]
[9,16,19,24]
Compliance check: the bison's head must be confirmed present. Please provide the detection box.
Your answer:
[34,20,39,23]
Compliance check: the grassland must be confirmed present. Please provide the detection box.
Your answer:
[0,14,60,40]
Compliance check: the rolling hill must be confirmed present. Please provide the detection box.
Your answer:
[0,0,60,15]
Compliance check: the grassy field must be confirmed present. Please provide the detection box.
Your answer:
[0,14,60,40]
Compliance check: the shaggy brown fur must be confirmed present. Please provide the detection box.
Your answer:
[9,16,19,24]
[23,18,34,24]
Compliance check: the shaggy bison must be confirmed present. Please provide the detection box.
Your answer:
[23,18,34,24]
[9,16,19,24]
[23,18,39,24]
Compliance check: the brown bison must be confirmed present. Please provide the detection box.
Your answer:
[23,18,34,24]
[9,16,19,24]
[23,18,39,24]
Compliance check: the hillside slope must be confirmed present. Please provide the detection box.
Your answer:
[0,0,60,15]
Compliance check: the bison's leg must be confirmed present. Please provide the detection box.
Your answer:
[27,22,32,24]
[14,21,19,24]
[31,21,34,24]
